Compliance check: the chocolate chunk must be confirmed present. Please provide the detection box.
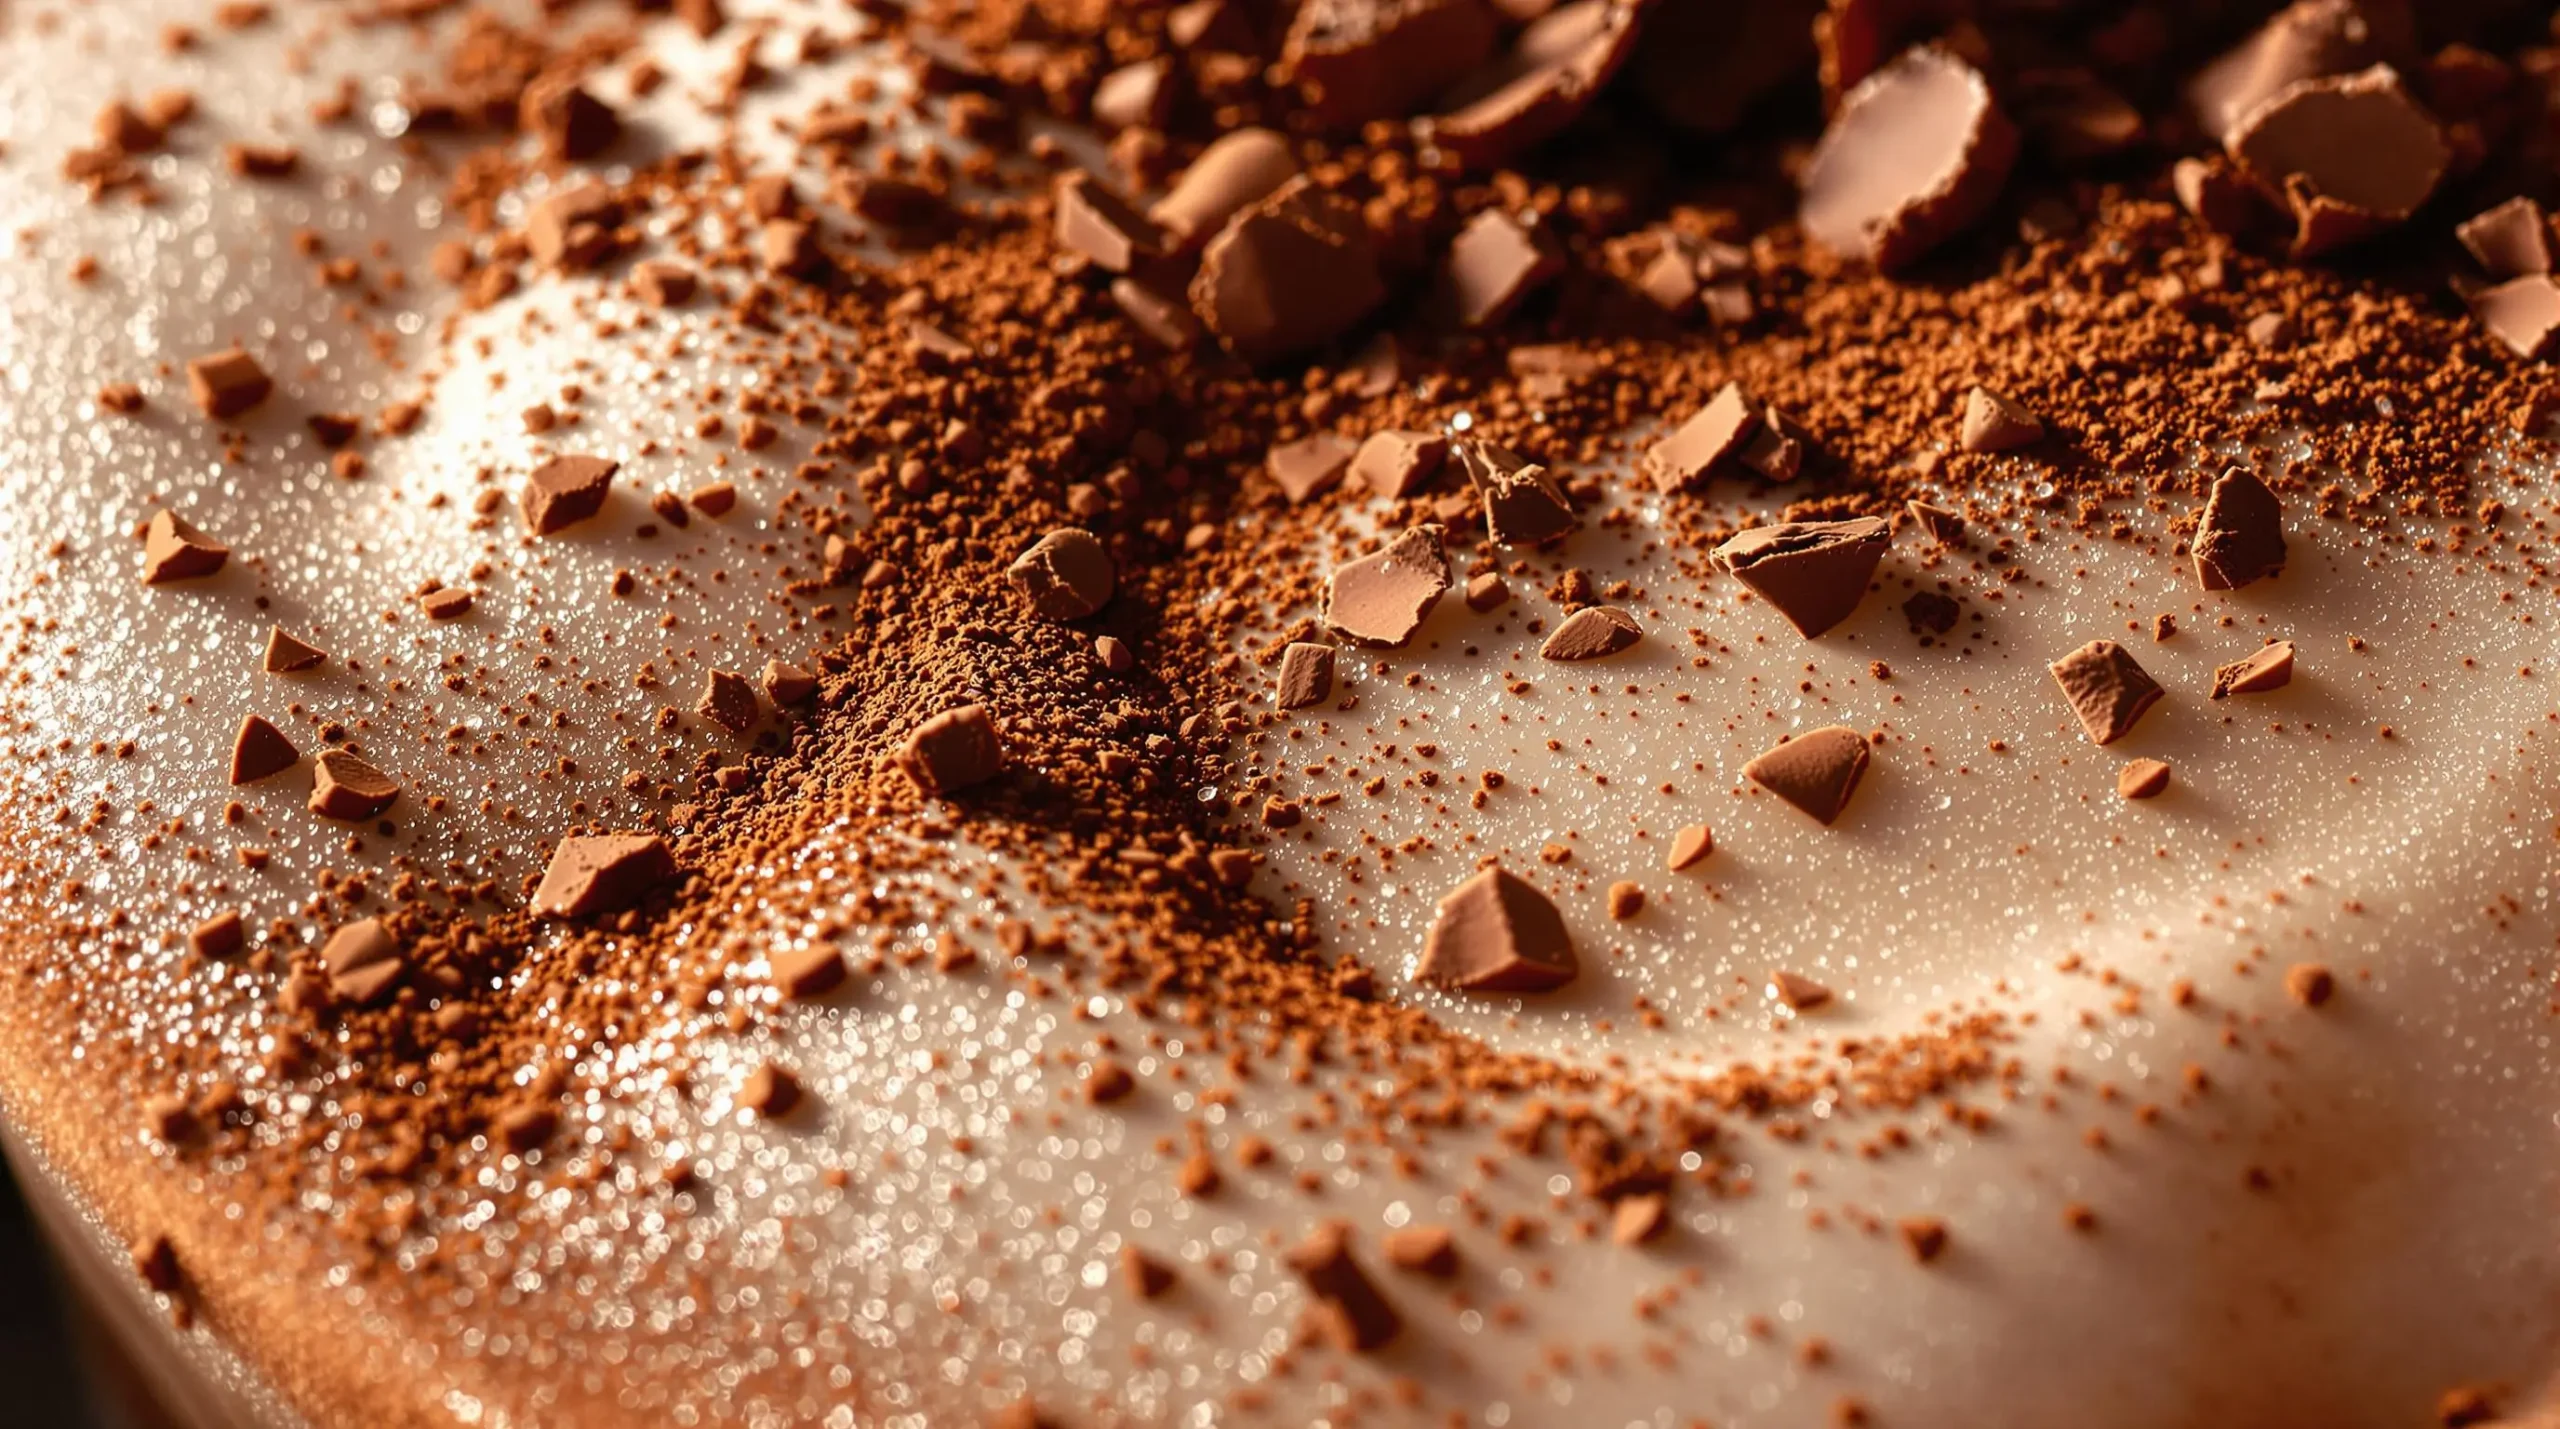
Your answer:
[533,833,678,918]
[1903,591,1959,633]
[420,588,472,621]
[1150,128,1298,250]
[493,1104,558,1156]
[1323,524,1451,647]
[1646,382,1758,492]
[1266,433,1360,505]
[2226,65,2447,258]
[1416,865,1577,993]
[1277,641,1336,710]
[1739,407,1811,482]
[320,917,404,1004]
[740,1062,802,1118]
[1606,880,1644,920]
[633,260,697,307]
[770,945,846,1001]
[696,669,760,734]
[1771,970,1832,1011]
[1443,208,1561,329]
[1190,177,1386,364]
[2116,758,2172,800]
[309,750,398,820]
[1958,386,2042,453]
[1611,1193,1667,1245]
[228,714,299,785]
[1905,500,1965,545]
[761,659,817,706]
[1666,823,1713,871]
[2049,640,2164,745]
[1109,277,1204,350]
[521,454,618,535]
[1743,726,1871,825]
[688,481,737,516]
[141,510,228,585]
[1715,518,1891,639]
[901,705,1006,795]
[2194,468,2287,591]
[1054,171,1164,273]
[1285,1223,1401,1352]
[1007,528,1116,619]
[1539,604,1640,661]
[759,219,828,279]
[2458,197,2550,280]
[1422,1,1638,170]
[1462,571,1509,612]
[2173,154,2273,237]
[1800,48,2018,271]
[185,347,272,420]
[526,183,623,270]
[1092,58,1174,132]
[1278,0,1500,131]
[2468,276,2560,359]
[2212,640,2296,698]
[188,910,244,960]
[2187,0,2408,142]
[520,77,619,161]
[2285,962,2336,1008]
[1456,440,1576,547]
[1350,430,1447,499]
[1381,1224,1458,1277]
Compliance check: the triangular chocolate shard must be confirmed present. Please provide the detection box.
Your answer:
[2211,640,2295,699]
[1715,517,1891,638]
[1416,865,1577,993]
[1455,440,1577,547]
[229,714,300,785]
[262,627,325,673]
[1743,726,1871,825]
[1959,385,2043,452]
[2194,468,2286,590]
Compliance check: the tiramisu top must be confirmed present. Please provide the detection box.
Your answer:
[2,1,2558,1426]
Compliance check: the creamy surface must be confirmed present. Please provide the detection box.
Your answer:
[0,3,2556,1427]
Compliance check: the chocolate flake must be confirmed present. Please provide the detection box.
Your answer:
[521,454,618,535]
[1284,1223,1401,1352]
[2116,758,2172,801]
[1646,382,1758,492]
[1800,48,2019,270]
[1349,430,1448,499]
[2211,640,2296,699]
[696,669,761,734]
[308,750,398,821]
[1539,604,1640,661]
[141,510,229,585]
[1456,440,1576,547]
[1743,726,1871,825]
[1958,386,2043,452]
[1323,524,1451,647]
[228,714,299,785]
[532,833,679,919]
[1665,823,1714,871]
[185,347,272,420]
[1416,865,1578,993]
[2049,640,2164,745]
[1715,517,1891,638]
[900,705,1006,795]
[320,917,403,1004]
[1007,528,1117,620]
[262,627,325,673]
[1277,641,1336,710]
[2194,468,2287,591]
[1265,433,1360,505]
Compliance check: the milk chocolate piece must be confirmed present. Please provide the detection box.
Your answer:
[2212,641,2296,698]
[309,750,399,820]
[1743,726,1870,825]
[1092,58,1174,131]
[1444,209,1561,329]
[759,219,827,279]
[1349,430,1447,499]
[520,77,619,161]
[770,945,846,1001]
[1323,524,1451,647]
[1421,0,1638,170]
[188,910,244,960]
[2226,65,2446,258]
[2468,276,2560,359]
[633,260,697,307]
[1007,528,1116,619]
[533,834,678,919]
[1739,408,1809,482]
[1715,518,1891,639]
[1190,177,1386,364]
[740,1062,802,1118]
[2188,0,2409,142]
[2286,962,2336,1007]
[141,510,228,584]
[1800,48,2018,271]
[2117,758,2172,800]
[420,588,472,621]
[526,183,623,270]
[2457,197,2550,280]
[1665,823,1713,871]
[1278,0,1500,130]
[185,347,272,419]
[902,705,1006,795]
[1417,865,1577,993]
[2194,468,2287,591]
[261,628,325,675]
[696,669,760,734]
[1122,1246,1177,1300]
[1456,440,1576,547]
[2173,155,2273,237]
[1646,382,1758,492]
[1110,277,1203,350]
[1168,0,1254,54]
[1266,433,1359,505]
[1905,500,1965,544]
[1285,1223,1401,1352]
[228,714,299,784]
[761,659,817,706]
[1959,386,2042,453]
[1382,1224,1458,1277]
[1053,172,1163,273]
[320,917,403,1004]
[688,481,737,516]
[2049,640,2164,745]
[1539,604,1640,661]
[521,454,618,535]
[1150,128,1298,249]
[1277,641,1336,710]
[1900,1217,1950,1263]
[1462,571,1509,612]
[1611,1193,1667,1245]
[1771,970,1833,1011]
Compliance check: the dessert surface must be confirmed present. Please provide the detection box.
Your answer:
[1,0,2559,1426]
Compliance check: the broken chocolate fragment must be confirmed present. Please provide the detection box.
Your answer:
[2049,640,2164,745]
[228,714,299,785]
[2458,197,2550,280]
[2194,468,2287,591]
[1381,1224,1458,1277]
[901,705,1006,795]
[1266,433,1359,505]
[534,834,678,919]
[633,260,697,307]
[309,750,399,820]
[1006,528,1116,620]
[1800,48,2018,271]
[2212,641,2296,698]
[696,669,761,734]
[526,183,623,270]
[521,454,618,535]
[1349,430,1448,499]
[141,511,228,585]
[520,76,619,162]
[1539,604,1640,661]
[1122,1245,1177,1300]
[1277,641,1336,710]
[185,347,272,420]
[419,588,472,621]
[1417,864,1578,993]
[2285,962,2336,1008]
[2117,758,2172,800]
[1053,172,1164,273]
[770,945,846,1001]
[1278,0,1499,131]
[1456,440,1576,547]
[1092,59,1174,132]
[1462,571,1509,612]
[1715,518,1891,638]
[1612,1193,1667,1245]
[1190,177,1386,364]
[761,660,817,706]
[188,910,244,961]
[2187,0,2408,142]
[261,627,324,674]
[1323,524,1451,647]
[1443,208,1561,329]
[1959,386,2042,453]
[1646,383,1759,492]
[2226,65,2447,258]
[1285,1223,1401,1352]
[1905,500,1965,544]
[2468,276,2560,359]
[740,1062,802,1117]
[1110,277,1203,350]
[320,917,403,1004]
[1744,726,1871,825]
[1666,824,1713,871]
[1772,970,1833,1011]
[1900,1217,1950,1263]
[1150,128,1298,250]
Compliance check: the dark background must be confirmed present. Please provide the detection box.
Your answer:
[0,1159,111,1428]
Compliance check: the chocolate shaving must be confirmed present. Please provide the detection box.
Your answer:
[1743,726,1871,825]
[2048,640,2164,745]
[1416,864,1578,993]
